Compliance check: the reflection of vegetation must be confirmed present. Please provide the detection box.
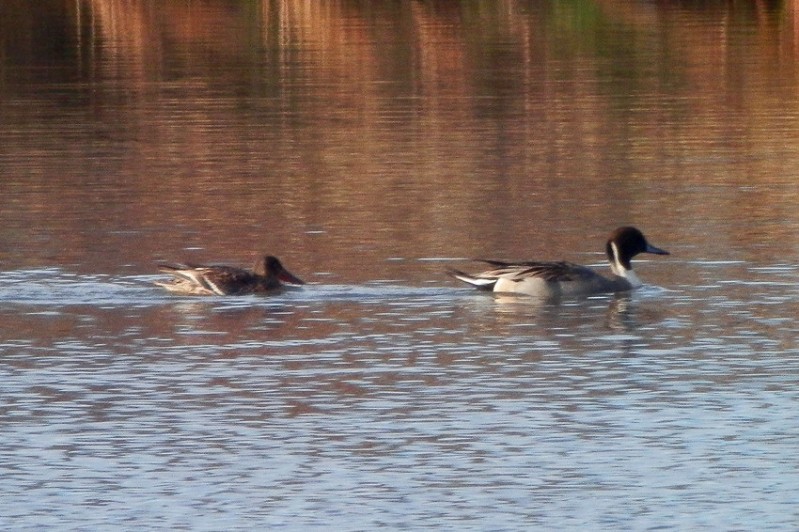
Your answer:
[0,0,794,117]
[0,0,795,129]
[0,0,793,77]
[0,0,797,267]
[0,0,76,67]
[675,0,783,12]
[550,0,607,44]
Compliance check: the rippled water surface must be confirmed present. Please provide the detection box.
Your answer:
[3,1,799,529]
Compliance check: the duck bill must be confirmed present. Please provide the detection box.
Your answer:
[645,243,669,255]
[278,269,305,285]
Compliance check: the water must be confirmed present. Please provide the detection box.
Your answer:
[3,1,799,529]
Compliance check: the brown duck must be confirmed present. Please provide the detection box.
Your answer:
[156,255,305,296]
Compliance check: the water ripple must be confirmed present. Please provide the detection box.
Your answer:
[1,262,799,530]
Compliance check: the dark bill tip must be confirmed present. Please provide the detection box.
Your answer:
[279,270,305,285]
[646,244,669,255]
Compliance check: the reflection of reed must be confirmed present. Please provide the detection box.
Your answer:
[3,0,799,273]
[86,0,157,80]
[86,0,262,81]
[80,0,534,88]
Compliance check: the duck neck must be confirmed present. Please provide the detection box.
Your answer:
[615,267,642,288]
[608,242,642,287]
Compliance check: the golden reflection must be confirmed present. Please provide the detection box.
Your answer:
[2,1,799,273]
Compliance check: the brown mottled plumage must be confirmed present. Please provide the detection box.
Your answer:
[156,255,304,296]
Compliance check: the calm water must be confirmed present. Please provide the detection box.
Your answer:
[3,0,799,529]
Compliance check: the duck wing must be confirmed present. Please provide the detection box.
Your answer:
[194,266,260,295]
[475,260,596,283]
[158,263,258,295]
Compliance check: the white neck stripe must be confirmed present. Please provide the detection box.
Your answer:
[610,241,625,276]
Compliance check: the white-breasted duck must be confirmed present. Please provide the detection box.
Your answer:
[448,226,669,298]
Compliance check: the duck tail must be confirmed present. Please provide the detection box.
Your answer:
[156,262,189,273]
[446,268,497,291]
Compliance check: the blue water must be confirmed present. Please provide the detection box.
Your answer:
[1,262,798,530]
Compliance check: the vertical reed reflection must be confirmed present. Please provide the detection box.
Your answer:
[1,1,799,276]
